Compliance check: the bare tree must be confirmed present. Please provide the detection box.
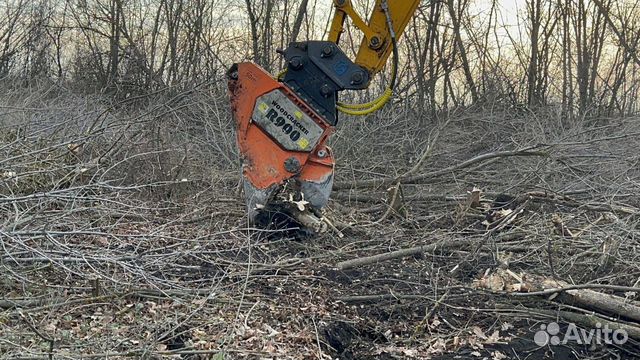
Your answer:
[446,0,478,103]
[290,0,310,43]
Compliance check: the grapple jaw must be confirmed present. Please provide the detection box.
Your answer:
[227,62,335,235]
[243,176,332,235]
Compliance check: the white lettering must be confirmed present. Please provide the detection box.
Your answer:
[564,324,582,344]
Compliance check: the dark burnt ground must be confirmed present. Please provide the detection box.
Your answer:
[254,209,640,360]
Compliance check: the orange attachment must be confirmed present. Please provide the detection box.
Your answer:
[228,63,335,190]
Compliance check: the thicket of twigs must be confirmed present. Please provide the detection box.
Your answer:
[3,0,640,116]
[3,0,640,358]
[2,77,640,359]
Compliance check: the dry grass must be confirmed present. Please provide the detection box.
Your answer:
[2,81,640,359]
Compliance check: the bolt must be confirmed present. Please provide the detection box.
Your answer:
[229,71,238,80]
[369,36,382,49]
[317,149,328,158]
[321,45,334,57]
[320,84,333,98]
[289,56,303,70]
[350,71,365,85]
[284,157,301,173]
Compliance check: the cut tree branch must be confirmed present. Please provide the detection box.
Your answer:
[335,238,475,270]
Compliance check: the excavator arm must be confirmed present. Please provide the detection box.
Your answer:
[227,0,421,236]
[329,0,421,76]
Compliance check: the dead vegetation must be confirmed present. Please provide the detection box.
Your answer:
[2,80,640,359]
[3,0,640,357]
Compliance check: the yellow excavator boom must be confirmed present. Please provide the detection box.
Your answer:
[328,0,421,76]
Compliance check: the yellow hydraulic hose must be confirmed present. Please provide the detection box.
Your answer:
[337,56,397,115]
[336,88,392,115]
[274,71,393,116]
[336,89,391,109]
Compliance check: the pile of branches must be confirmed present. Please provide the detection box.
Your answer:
[0,81,264,358]
[3,80,640,359]
[321,110,640,357]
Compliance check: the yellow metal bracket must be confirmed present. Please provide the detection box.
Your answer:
[328,0,383,50]
[327,0,420,75]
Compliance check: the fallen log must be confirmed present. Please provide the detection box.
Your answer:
[476,269,640,323]
[552,281,640,323]
[496,304,640,340]
[548,308,640,340]
[335,238,475,270]
[0,298,52,309]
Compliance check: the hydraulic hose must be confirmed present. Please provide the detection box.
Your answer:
[337,0,398,116]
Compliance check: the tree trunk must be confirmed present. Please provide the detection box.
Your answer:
[244,0,260,64]
[446,0,478,103]
[527,0,541,105]
[290,0,309,43]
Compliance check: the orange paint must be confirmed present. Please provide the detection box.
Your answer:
[228,63,335,190]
